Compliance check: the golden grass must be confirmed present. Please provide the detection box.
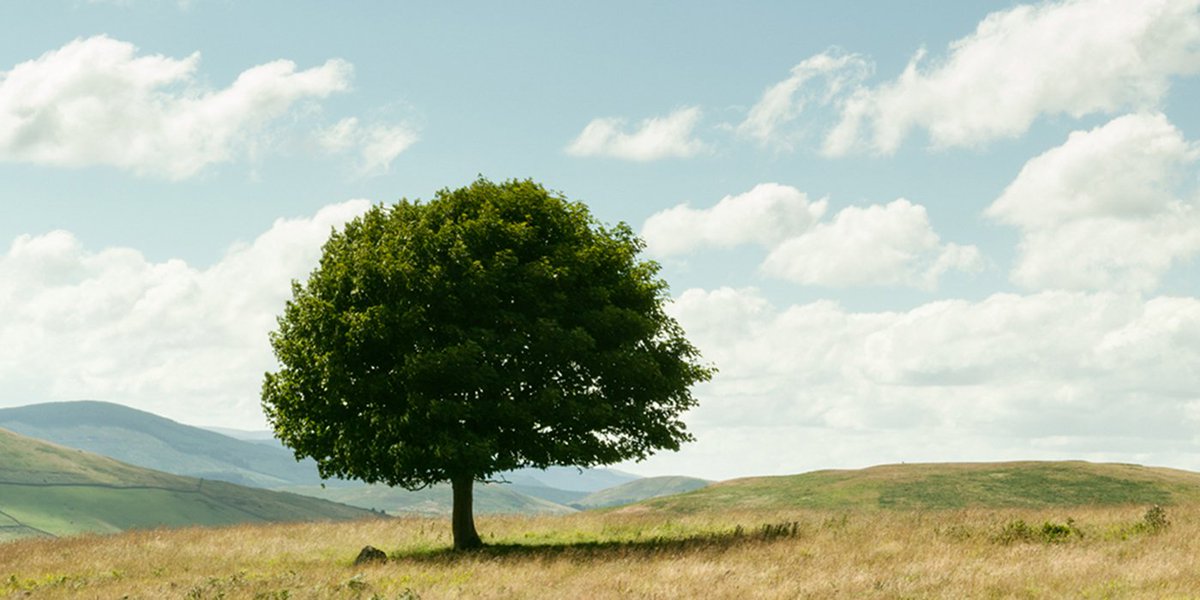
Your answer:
[3,504,1199,599]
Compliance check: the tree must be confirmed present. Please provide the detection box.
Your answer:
[261,178,713,550]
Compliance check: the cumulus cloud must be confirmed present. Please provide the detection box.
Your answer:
[741,0,1200,155]
[0,200,371,428]
[625,287,1200,479]
[565,106,709,161]
[833,0,1200,154]
[642,183,828,256]
[317,117,418,177]
[986,113,1200,291]
[736,50,871,150]
[643,184,980,289]
[761,199,983,289]
[0,35,352,179]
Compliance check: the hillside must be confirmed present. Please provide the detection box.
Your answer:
[500,466,640,492]
[636,461,1200,513]
[280,481,579,516]
[0,401,644,516]
[277,467,648,514]
[0,427,378,542]
[0,401,327,488]
[573,476,711,509]
[8,458,1200,595]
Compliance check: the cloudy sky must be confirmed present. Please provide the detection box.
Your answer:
[3,0,1200,480]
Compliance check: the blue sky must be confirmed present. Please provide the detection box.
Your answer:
[2,0,1200,480]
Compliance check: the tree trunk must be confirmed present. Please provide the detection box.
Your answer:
[450,474,483,550]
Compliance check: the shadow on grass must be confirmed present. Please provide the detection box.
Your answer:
[390,522,802,563]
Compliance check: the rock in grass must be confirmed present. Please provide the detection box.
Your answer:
[354,545,387,565]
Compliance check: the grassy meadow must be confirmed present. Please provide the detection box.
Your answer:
[3,502,1198,599]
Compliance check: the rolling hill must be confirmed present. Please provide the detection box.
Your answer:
[498,466,640,492]
[572,476,711,509]
[635,461,1200,513]
[0,401,647,516]
[0,427,378,543]
[279,481,579,516]
[0,401,328,488]
[278,470,689,516]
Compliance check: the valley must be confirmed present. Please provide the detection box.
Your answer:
[6,401,1200,597]
[0,401,702,541]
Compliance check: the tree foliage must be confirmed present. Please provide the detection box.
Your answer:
[262,178,713,547]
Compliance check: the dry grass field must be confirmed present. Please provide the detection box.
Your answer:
[3,502,1197,599]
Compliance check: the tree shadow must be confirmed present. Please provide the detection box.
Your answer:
[388,522,802,563]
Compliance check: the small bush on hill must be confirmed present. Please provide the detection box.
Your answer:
[758,521,802,540]
[1140,505,1169,533]
[1103,505,1173,540]
[993,518,1082,544]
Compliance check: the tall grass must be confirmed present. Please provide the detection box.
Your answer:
[2,504,1197,598]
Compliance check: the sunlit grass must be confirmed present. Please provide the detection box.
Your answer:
[3,503,1198,598]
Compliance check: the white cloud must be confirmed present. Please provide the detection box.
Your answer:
[317,117,419,177]
[316,117,360,154]
[0,35,352,179]
[0,200,371,429]
[737,50,871,150]
[987,113,1200,292]
[643,184,980,289]
[360,124,418,174]
[623,287,1200,479]
[762,199,983,289]
[743,0,1200,155]
[565,106,708,161]
[834,0,1200,155]
[641,183,827,256]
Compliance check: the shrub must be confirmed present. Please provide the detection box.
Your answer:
[993,518,1082,544]
[1139,505,1169,534]
[1039,519,1082,542]
[759,521,801,539]
[1104,505,1173,540]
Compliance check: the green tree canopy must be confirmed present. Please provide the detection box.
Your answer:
[262,178,713,549]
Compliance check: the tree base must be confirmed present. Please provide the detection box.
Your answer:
[451,475,483,550]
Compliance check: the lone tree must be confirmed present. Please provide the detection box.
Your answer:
[262,178,713,550]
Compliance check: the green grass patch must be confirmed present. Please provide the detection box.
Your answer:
[877,465,1172,509]
[0,485,260,536]
[639,461,1200,513]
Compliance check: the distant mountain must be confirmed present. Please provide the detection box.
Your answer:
[201,426,279,444]
[199,427,635,497]
[499,466,641,493]
[281,467,645,515]
[279,481,579,517]
[507,483,590,505]
[0,401,327,488]
[571,476,711,509]
[0,427,378,543]
[0,401,646,516]
[634,461,1200,514]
